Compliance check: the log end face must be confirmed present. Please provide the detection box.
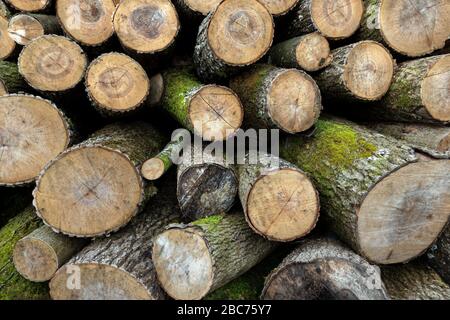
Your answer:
[141,158,165,181]
[257,0,299,16]
[295,32,332,72]
[7,0,49,12]
[0,15,16,60]
[153,228,213,300]
[148,73,164,107]
[8,14,44,46]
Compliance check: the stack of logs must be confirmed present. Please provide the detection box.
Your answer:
[0,0,449,301]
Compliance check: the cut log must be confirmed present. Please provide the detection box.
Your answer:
[428,225,450,285]
[33,122,166,237]
[281,117,450,265]
[177,145,238,221]
[193,0,274,82]
[257,0,299,16]
[0,94,72,186]
[174,0,221,18]
[57,0,118,47]
[152,212,277,300]
[357,0,450,57]
[5,0,52,12]
[13,225,87,282]
[364,123,450,159]
[262,237,389,300]
[382,262,450,300]
[0,15,17,60]
[0,186,32,227]
[268,33,332,72]
[18,35,88,94]
[0,61,28,95]
[159,68,243,141]
[49,175,180,300]
[85,52,150,115]
[314,41,394,102]
[238,153,319,242]
[8,14,62,46]
[0,206,49,300]
[283,0,364,40]
[230,64,322,134]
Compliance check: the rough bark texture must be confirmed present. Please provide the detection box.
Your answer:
[262,237,389,300]
[0,0,10,18]
[0,60,28,95]
[428,225,450,285]
[382,262,450,300]
[0,206,49,300]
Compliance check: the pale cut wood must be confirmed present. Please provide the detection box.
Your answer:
[148,73,164,107]
[257,0,299,16]
[0,94,72,186]
[8,14,61,46]
[0,15,16,60]
[5,0,52,12]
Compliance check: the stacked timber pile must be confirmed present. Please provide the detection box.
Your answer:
[0,0,449,301]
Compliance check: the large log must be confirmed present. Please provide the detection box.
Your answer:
[357,0,450,57]
[0,61,28,95]
[382,262,450,300]
[0,206,49,300]
[280,117,450,265]
[257,0,299,16]
[8,14,62,46]
[49,175,181,300]
[13,225,87,282]
[428,225,450,285]
[33,122,166,237]
[230,64,322,134]
[193,0,274,82]
[152,212,277,300]
[0,94,72,187]
[262,237,389,300]
[5,0,52,12]
[314,41,394,102]
[0,15,16,60]
[238,153,319,242]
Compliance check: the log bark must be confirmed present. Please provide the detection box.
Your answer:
[230,64,322,134]
[314,41,394,102]
[193,0,274,82]
[13,225,87,282]
[281,117,450,265]
[0,61,28,95]
[152,212,277,300]
[177,145,238,221]
[257,0,299,16]
[364,123,450,159]
[8,14,62,46]
[85,52,150,115]
[238,153,320,242]
[0,94,73,187]
[174,0,221,20]
[262,237,389,300]
[0,0,10,18]
[33,122,166,237]
[0,206,49,300]
[428,225,450,285]
[49,175,181,300]
[5,0,52,12]
[159,68,243,141]
[268,33,332,72]
[357,0,450,57]
[382,262,450,300]
[0,15,17,60]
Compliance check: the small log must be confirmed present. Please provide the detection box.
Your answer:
[0,60,28,95]
[13,225,87,282]
[33,122,166,237]
[428,225,450,285]
[5,0,52,12]
[314,41,394,102]
[238,153,319,242]
[18,35,88,94]
[0,15,17,60]
[49,175,181,300]
[8,14,62,46]
[152,212,277,300]
[257,0,299,16]
[230,64,322,134]
[382,262,450,300]
[193,0,274,82]
[0,94,72,186]
[85,52,150,115]
[268,33,332,72]
[262,237,389,300]
[357,0,449,57]
[281,117,450,265]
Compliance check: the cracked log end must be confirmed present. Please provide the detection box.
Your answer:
[0,15,16,60]
[153,228,213,300]
[6,0,50,12]
[208,0,274,66]
[34,146,144,237]
[343,41,394,101]
[188,85,243,141]
[86,52,150,113]
[379,0,450,57]
[296,33,332,72]
[183,0,222,15]
[18,35,87,92]
[8,14,44,46]
[142,157,165,181]
[113,0,180,54]
[0,95,71,186]
[358,160,450,265]
[257,0,299,16]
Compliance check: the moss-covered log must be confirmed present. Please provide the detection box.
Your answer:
[5,0,52,12]
[0,61,28,95]
[8,14,62,46]
[428,225,450,285]
[280,117,450,265]
[262,237,389,300]
[0,206,49,300]
[152,212,277,300]
[382,262,450,300]
[230,64,322,134]
[33,122,166,237]
[357,0,449,57]
[0,15,17,60]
